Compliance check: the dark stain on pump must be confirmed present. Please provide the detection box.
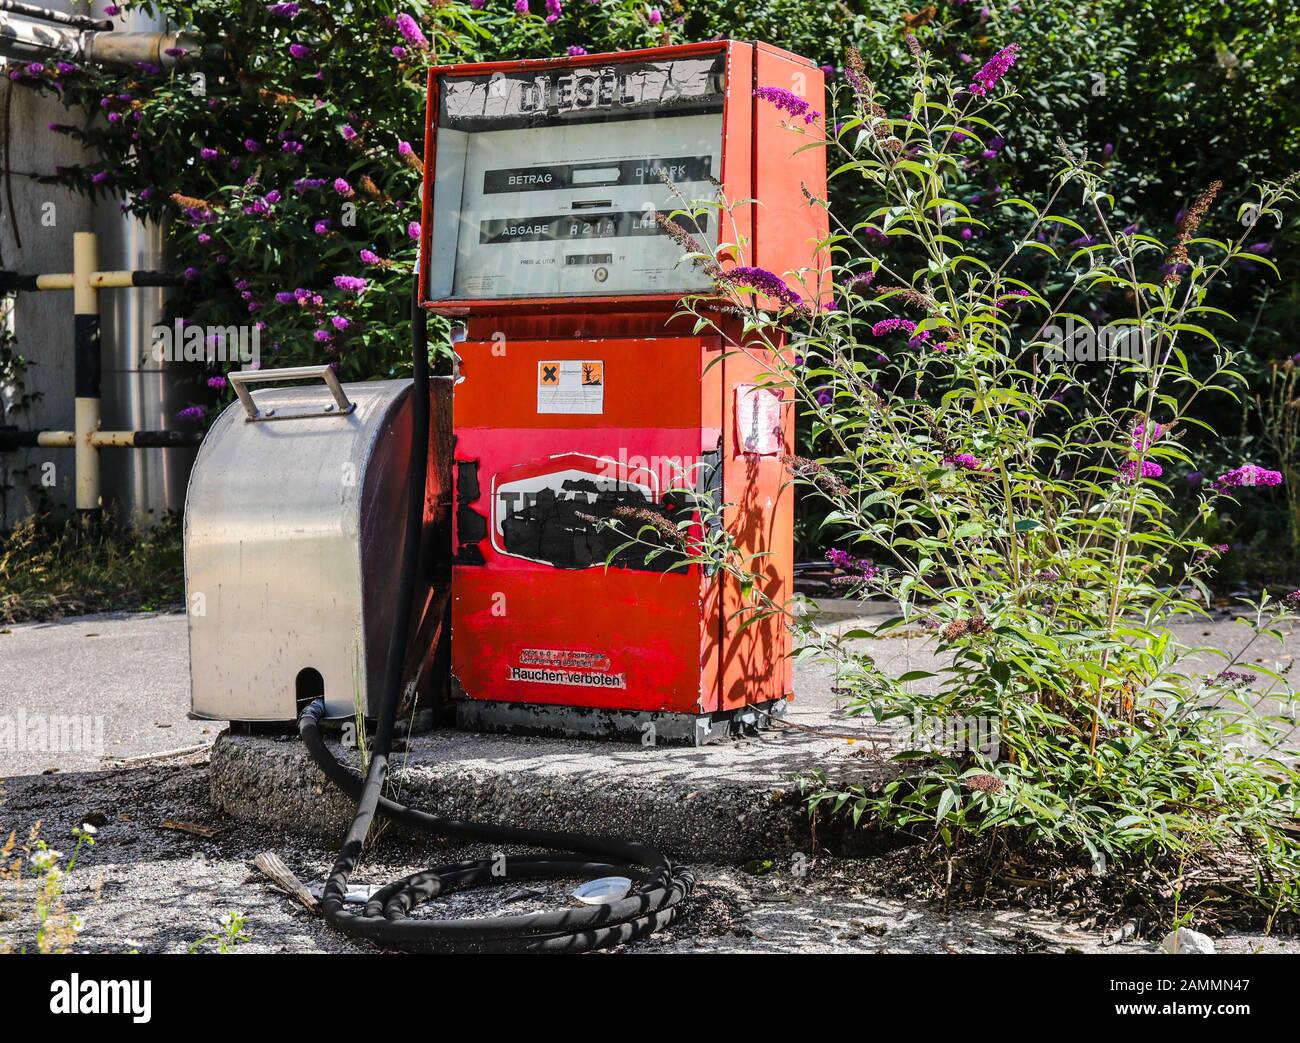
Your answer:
[500,479,686,570]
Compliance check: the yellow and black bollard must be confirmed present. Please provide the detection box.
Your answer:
[0,230,202,521]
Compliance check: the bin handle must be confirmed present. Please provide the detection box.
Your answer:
[228,365,355,422]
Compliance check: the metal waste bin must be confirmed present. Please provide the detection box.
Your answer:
[184,367,452,722]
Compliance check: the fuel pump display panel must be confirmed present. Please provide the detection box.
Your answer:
[428,56,725,301]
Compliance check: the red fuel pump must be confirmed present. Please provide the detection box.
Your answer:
[419,40,829,742]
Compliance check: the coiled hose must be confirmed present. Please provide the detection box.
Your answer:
[297,286,694,953]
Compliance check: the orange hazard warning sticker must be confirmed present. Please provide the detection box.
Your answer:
[537,360,604,414]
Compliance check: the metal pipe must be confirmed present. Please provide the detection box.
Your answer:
[0,428,202,450]
[0,14,215,68]
[0,12,83,63]
[83,28,214,69]
[0,1,112,32]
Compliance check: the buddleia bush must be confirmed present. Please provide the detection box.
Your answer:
[681,37,1300,915]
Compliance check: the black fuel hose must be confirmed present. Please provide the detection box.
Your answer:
[297,286,694,953]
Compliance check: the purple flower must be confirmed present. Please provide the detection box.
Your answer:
[723,266,804,309]
[407,220,422,240]
[1117,459,1163,482]
[331,315,352,331]
[1214,464,1284,491]
[313,329,333,343]
[104,4,120,14]
[314,220,331,235]
[183,266,200,281]
[333,275,368,293]
[282,139,303,153]
[243,138,261,153]
[471,0,486,7]
[945,453,988,472]
[871,317,916,337]
[275,291,297,304]
[267,2,301,16]
[825,548,880,580]
[993,288,1030,310]
[568,45,588,57]
[546,0,562,19]
[341,124,358,141]
[396,12,430,47]
[1131,419,1163,452]
[333,177,353,196]
[197,233,212,244]
[753,86,821,124]
[648,7,662,24]
[176,406,207,421]
[90,171,110,185]
[968,43,1021,97]
[289,43,312,60]
[514,0,529,12]
[360,248,381,265]
[397,140,414,156]
[392,45,408,59]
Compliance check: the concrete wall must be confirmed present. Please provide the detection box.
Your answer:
[0,2,96,525]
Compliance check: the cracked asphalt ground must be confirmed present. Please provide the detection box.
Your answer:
[5,762,1299,954]
[2,606,1298,954]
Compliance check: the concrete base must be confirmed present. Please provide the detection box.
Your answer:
[209,716,899,863]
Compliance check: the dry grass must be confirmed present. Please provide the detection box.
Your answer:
[0,512,184,624]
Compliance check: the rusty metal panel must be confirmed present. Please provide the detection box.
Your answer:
[450,336,717,714]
